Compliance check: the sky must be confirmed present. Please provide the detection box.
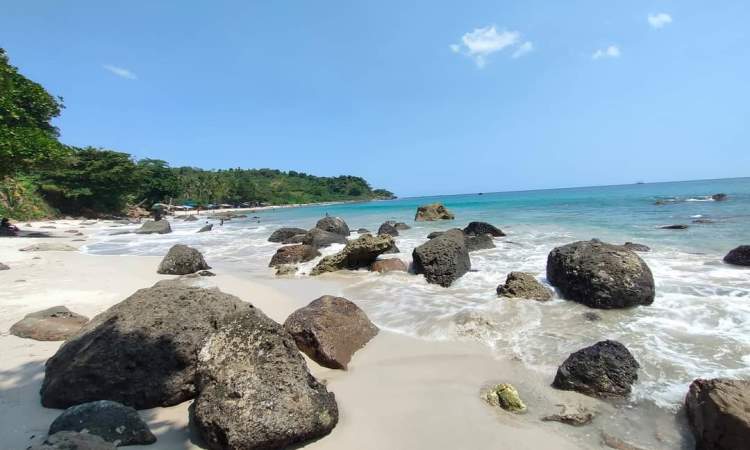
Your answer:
[2,0,749,197]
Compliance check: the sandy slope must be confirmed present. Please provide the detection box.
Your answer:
[0,220,606,450]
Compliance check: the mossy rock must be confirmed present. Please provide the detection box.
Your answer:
[483,383,526,413]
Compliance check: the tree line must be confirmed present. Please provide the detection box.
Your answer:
[0,48,394,219]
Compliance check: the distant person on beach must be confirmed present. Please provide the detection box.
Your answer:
[0,218,19,236]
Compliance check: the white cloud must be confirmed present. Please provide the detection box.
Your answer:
[451,25,532,68]
[103,64,137,80]
[648,13,673,29]
[512,41,534,59]
[592,45,620,60]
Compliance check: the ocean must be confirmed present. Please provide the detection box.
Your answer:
[83,177,750,427]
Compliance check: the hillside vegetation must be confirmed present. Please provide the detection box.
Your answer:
[0,48,393,219]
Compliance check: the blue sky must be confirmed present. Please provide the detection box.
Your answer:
[2,1,749,197]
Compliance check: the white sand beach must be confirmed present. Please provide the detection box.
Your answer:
[1,220,645,450]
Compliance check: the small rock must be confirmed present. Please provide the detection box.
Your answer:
[269,244,320,267]
[712,193,728,201]
[356,228,370,234]
[197,224,212,233]
[284,295,379,369]
[552,340,639,398]
[463,221,505,237]
[724,246,750,266]
[541,405,595,426]
[135,220,172,234]
[483,384,526,413]
[0,262,8,270]
[583,312,602,322]
[10,306,88,341]
[393,222,410,230]
[184,215,199,222]
[371,259,408,273]
[29,431,117,450]
[465,233,495,252]
[621,242,650,252]
[415,203,455,221]
[497,272,552,301]
[157,244,211,275]
[197,270,215,277]
[377,222,399,237]
[275,264,298,276]
[49,400,156,446]
[693,218,715,224]
[427,231,444,239]
[601,432,649,450]
[65,230,79,234]
[660,224,688,230]
[269,227,308,243]
[302,228,347,248]
[20,243,76,252]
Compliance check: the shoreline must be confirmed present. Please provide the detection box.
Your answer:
[171,198,379,217]
[0,220,629,450]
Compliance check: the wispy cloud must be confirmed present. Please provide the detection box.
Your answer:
[648,13,673,29]
[103,64,137,80]
[592,45,621,60]
[451,25,532,68]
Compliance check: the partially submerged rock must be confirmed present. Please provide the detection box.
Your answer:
[10,306,88,341]
[552,340,639,398]
[464,221,505,237]
[184,215,198,222]
[712,193,728,201]
[275,264,298,276]
[284,295,379,369]
[415,203,455,221]
[0,262,9,270]
[546,240,655,309]
[427,231,444,239]
[20,243,76,252]
[49,400,156,446]
[193,311,339,449]
[302,228,347,248]
[541,405,595,426]
[724,246,750,266]
[377,221,399,237]
[157,244,211,275]
[30,431,117,450]
[371,258,407,273]
[660,224,688,230]
[465,233,495,252]
[412,229,470,287]
[393,222,410,230]
[282,234,307,244]
[197,224,212,233]
[269,227,308,243]
[621,242,650,252]
[497,272,552,301]
[135,220,172,234]
[40,282,255,409]
[685,378,750,450]
[483,384,526,413]
[269,244,320,267]
[311,234,394,275]
[315,216,350,236]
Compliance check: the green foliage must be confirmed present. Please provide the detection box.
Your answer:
[134,159,180,205]
[0,48,70,179]
[39,147,140,214]
[0,175,57,220]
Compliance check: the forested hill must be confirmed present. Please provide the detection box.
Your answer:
[0,48,394,219]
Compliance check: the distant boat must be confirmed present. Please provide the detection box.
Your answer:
[635,181,645,185]
[478,192,484,195]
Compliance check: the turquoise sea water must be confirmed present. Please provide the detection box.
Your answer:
[84,177,750,433]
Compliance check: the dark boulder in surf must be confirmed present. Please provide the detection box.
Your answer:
[269,227,308,243]
[463,221,505,237]
[311,234,394,275]
[497,272,552,301]
[412,229,470,287]
[377,222,399,237]
[621,242,650,252]
[269,244,320,267]
[685,378,750,450]
[552,340,639,398]
[724,246,750,266]
[546,240,655,309]
[315,216,350,236]
[465,233,495,252]
[303,228,347,248]
[660,224,688,230]
[712,193,728,201]
[135,220,172,235]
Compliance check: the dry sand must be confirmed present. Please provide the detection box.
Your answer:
[0,220,627,450]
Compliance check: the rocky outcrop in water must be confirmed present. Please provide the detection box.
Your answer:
[269,244,320,267]
[712,193,728,201]
[415,203,455,221]
[197,224,212,233]
[465,233,495,252]
[463,221,505,237]
[0,262,8,270]
[269,227,308,243]
[135,220,172,234]
[40,282,254,409]
[685,378,750,450]
[282,234,307,244]
[546,240,655,309]
[497,272,551,301]
[377,222,399,237]
[283,295,378,369]
[412,229,470,287]
[49,400,156,446]
[371,258,407,273]
[621,242,650,252]
[315,216,350,236]
[157,244,211,275]
[10,306,88,341]
[552,340,639,397]
[393,222,410,230]
[724,246,750,266]
[30,432,117,450]
[193,311,338,449]
[303,228,347,248]
[660,224,688,230]
[311,234,394,275]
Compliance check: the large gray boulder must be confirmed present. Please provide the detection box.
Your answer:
[157,244,210,275]
[412,229,470,287]
[377,222,399,237]
[49,400,156,446]
[724,246,750,266]
[302,228,347,248]
[311,234,394,275]
[465,233,495,252]
[685,378,750,450]
[463,221,505,237]
[10,306,88,341]
[497,272,552,301]
[552,340,640,398]
[40,282,255,409]
[268,227,308,243]
[546,240,655,309]
[415,203,455,221]
[315,216,350,236]
[284,295,379,369]
[193,311,338,449]
[30,432,116,450]
[135,220,172,234]
[269,244,320,267]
